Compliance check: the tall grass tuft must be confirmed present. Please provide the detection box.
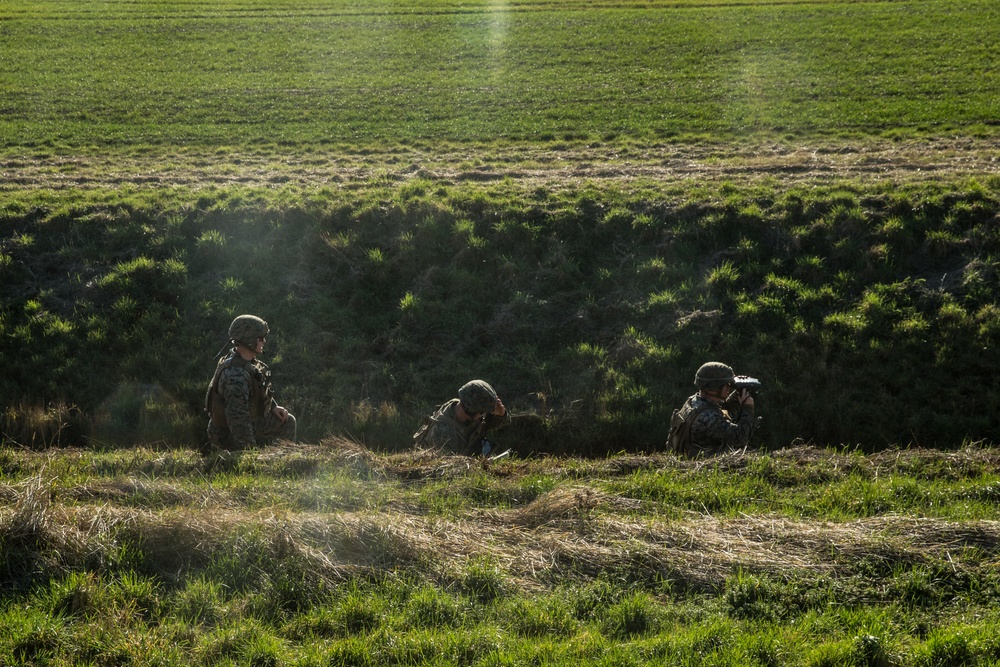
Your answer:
[1,402,91,449]
[0,476,92,590]
[848,633,898,667]
[501,595,576,638]
[405,586,463,630]
[463,558,509,604]
[168,576,229,627]
[197,619,283,667]
[600,592,659,640]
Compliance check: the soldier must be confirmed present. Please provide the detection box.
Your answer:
[668,362,755,458]
[413,379,510,456]
[204,314,296,457]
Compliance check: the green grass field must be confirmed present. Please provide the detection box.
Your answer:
[3,1,1000,665]
[2,0,998,147]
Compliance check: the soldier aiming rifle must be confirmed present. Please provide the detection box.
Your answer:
[667,362,758,458]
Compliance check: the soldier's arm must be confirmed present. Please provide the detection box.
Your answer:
[484,398,511,434]
[219,367,256,449]
[486,411,511,433]
[733,406,755,447]
[425,420,467,454]
[259,362,279,414]
[697,407,754,449]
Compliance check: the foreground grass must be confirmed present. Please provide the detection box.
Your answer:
[2,0,998,147]
[2,442,1000,665]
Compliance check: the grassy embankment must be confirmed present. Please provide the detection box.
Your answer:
[3,158,1000,452]
[3,1,1000,664]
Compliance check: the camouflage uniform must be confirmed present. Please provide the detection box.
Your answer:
[679,393,754,458]
[418,398,511,455]
[206,351,296,451]
[413,380,510,455]
[204,315,295,454]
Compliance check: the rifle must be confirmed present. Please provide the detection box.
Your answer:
[475,412,511,459]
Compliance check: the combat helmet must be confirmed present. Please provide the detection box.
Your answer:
[458,380,498,415]
[694,362,735,389]
[228,315,269,348]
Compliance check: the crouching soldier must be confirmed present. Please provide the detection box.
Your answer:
[204,314,296,457]
[413,380,510,456]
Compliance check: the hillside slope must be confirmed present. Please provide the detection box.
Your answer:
[2,139,999,452]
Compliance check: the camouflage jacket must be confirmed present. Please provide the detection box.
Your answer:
[413,398,511,455]
[205,351,277,449]
[682,393,755,457]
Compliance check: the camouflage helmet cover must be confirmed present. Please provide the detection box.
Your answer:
[229,315,269,347]
[694,362,736,389]
[458,379,498,414]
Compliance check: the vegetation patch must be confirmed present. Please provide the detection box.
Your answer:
[1,444,999,665]
[3,159,999,452]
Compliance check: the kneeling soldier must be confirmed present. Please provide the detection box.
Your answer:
[204,314,296,456]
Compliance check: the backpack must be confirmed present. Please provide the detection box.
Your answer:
[667,400,709,456]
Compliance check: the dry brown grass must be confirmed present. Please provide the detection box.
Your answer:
[3,451,999,595]
[1,401,91,450]
[0,476,93,586]
[1,442,998,599]
[4,137,998,195]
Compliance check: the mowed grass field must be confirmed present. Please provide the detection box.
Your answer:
[1,0,998,148]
